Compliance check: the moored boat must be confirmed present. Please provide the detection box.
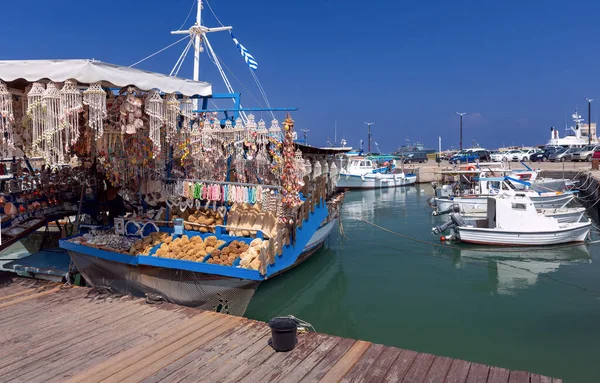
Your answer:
[337,156,416,189]
[433,195,591,246]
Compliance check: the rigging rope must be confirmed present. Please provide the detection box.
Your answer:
[177,0,196,31]
[129,35,190,68]
[205,0,275,119]
[170,37,194,77]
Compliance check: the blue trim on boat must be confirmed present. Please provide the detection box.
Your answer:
[59,200,330,281]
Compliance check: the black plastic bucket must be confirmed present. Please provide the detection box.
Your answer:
[268,317,298,352]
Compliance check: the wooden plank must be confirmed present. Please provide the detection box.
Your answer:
[48,310,191,383]
[64,311,218,383]
[0,302,153,374]
[283,336,342,383]
[241,332,327,383]
[0,295,140,351]
[424,356,454,382]
[382,349,418,382]
[43,309,191,383]
[218,338,278,383]
[299,338,356,383]
[193,332,272,383]
[141,321,263,383]
[552,379,562,383]
[318,340,372,383]
[362,346,401,383]
[529,374,541,383]
[22,308,180,383]
[487,366,510,383]
[445,359,472,383]
[508,370,530,383]
[0,287,86,324]
[465,363,490,383]
[0,287,37,302]
[340,343,386,383]
[118,317,242,382]
[401,352,436,383]
[0,304,163,380]
[0,286,59,309]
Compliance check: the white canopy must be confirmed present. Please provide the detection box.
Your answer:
[0,59,212,97]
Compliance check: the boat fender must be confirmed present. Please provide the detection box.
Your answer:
[361,174,365,181]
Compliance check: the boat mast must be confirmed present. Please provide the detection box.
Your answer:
[193,0,202,86]
[171,0,232,109]
[364,122,374,154]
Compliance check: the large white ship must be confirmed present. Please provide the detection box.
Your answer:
[547,110,597,147]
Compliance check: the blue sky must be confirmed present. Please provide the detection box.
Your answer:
[3,0,600,151]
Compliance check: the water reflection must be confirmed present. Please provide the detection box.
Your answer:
[343,187,417,221]
[246,246,358,337]
[455,244,591,295]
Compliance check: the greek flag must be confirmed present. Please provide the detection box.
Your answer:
[231,32,258,70]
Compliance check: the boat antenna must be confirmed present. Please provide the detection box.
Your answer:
[364,122,375,154]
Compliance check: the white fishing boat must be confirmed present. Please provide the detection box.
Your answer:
[337,157,416,189]
[433,195,591,246]
[458,206,585,225]
[431,176,576,213]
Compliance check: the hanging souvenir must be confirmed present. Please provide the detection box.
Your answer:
[280,114,301,210]
[59,79,83,148]
[42,82,63,164]
[82,82,107,140]
[164,93,180,143]
[120,87,143,135]
[145,90,163,157]
[27,82,45,154]
[0,81,15,156]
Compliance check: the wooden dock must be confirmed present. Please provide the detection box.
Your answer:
[0,276,559,383]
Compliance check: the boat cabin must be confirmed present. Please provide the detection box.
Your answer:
[481,195,562,230]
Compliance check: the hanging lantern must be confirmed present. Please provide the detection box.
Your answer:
[27,82,45,155]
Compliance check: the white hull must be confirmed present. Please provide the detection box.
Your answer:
[337,173,416,189]
[434,193,574,212]
[457,221,591,246]
[462,207,585,225]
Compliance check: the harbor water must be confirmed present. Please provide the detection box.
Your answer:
[246,186,600,382]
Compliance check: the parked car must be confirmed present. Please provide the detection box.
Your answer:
[501,149,525,162]
[592,148,600,160]
[549,148,576,162]
[449,149,490,164]
[530,147,558,162]
[404,152,428,164]
[491,151,508,162]
[571,145,600,162]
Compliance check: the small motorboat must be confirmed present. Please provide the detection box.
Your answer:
[433,195,591,246]
[337,156,416,189]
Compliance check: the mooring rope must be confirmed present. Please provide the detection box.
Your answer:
[341,216,600,297]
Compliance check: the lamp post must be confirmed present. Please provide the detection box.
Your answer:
[586,98,593,145]
[456,112,466,150]
[364,122,375,154]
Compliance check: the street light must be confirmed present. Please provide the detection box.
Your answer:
[456,112,466,150]
[586,98,593,145]
[364,122,375,154]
